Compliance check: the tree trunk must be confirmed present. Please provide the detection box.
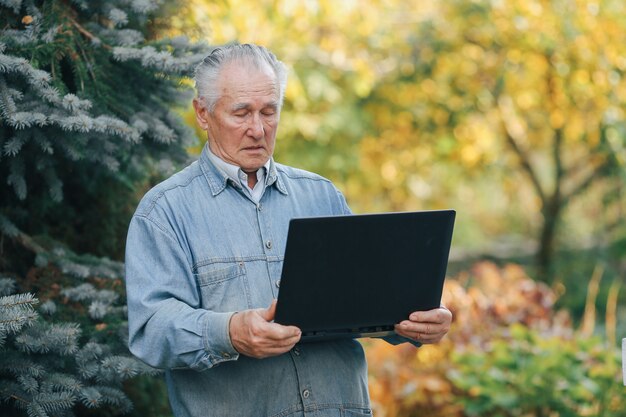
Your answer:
[536,196,562,281]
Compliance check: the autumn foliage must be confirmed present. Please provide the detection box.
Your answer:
[365,262,624,417]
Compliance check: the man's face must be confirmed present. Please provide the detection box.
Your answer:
[193,62,280,174]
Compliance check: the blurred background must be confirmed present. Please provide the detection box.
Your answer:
[1,0,625,416]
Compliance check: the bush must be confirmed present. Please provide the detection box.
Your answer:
[365,262,625,417]
[450,324,624,417]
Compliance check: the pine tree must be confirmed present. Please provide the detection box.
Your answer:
[0,271,161,417]
[0,0,208,257]
[0,1,209,415]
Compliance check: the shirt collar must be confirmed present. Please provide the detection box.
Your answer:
[199,143,287,196]
[205,145,271,187]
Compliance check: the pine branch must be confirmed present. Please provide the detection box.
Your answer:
[39,300,57,315]
[0,293,39,338]
[3,135,26,156]
[95,386,132,413]
[78,386,101,408]
[0,213,20,238]
[26,402,48,417]
[108,8,129,27]
[7,156,27,199]
[30,391,76,415]
[15,322,81,355]
[18,374,40,395]
[0,74,17,118]
[75,341,107,362]
[41,373,82,394]
[0,0,23,14]
[0,380,28,404]
[68,17,111,51]
[0,353,46,377]
[0,277,17,295]
[0,291,38,308]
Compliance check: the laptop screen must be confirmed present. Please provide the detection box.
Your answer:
[274,210,455,341]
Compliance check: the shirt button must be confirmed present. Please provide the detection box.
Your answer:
[222,352,231,359]
[257,204,263,211]
[265,240,272,249]
[293,347,300,356]
[275,279,281,288]
[302,389,310,399]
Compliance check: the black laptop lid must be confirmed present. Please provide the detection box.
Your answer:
[274,210,455,338]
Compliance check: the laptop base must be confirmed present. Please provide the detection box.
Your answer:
[299,326,396,343]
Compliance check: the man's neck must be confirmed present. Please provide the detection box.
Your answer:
[242,169,259,189]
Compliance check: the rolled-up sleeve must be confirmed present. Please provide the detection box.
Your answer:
[125,215,239,371]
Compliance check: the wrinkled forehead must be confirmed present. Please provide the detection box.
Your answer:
[217,60,280,100]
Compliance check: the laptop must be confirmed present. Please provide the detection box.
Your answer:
[274,209,456,342]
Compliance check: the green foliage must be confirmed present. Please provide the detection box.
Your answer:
[0,0,207,257]
[123,375,173,417]
[449,324,625,417]
[0,258,161,417]
[0,1,207,415]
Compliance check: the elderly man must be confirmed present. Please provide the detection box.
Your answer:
[125,43,451,417]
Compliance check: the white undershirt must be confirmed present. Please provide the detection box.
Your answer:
[206,146,271,203]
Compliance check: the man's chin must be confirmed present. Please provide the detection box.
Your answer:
[242,155,271,169]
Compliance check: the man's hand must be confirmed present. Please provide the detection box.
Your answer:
[229,300,301,359]
[394,306,452,344]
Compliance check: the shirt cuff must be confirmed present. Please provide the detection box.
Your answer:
[201,311,240,367]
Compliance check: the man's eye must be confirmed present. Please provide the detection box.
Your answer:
[234,112,247,118]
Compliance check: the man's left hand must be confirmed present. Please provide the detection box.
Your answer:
[394,306,452,344]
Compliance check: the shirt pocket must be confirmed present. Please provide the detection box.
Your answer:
[194,262,250,312]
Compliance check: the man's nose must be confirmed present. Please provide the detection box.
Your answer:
[247,113,264,139]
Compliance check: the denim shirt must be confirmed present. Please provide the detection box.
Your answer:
[125,145,409,417]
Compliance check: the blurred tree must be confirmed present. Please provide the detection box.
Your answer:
[164,0,626,278]
[161,0,424,190]
[362,0,626,278]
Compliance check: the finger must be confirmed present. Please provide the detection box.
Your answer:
[262,321,301,341]
[408,307,452,323]
[397,320,443,333]
[394,324,445,343]
[253,330,301,354]
[396,321,449,338]
[259,299,278,322]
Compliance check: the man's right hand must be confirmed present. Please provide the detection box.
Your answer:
[229,300,301,359]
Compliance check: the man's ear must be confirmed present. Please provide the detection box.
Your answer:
[192,98,210,131]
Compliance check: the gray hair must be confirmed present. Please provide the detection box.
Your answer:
[194,43,288,112]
